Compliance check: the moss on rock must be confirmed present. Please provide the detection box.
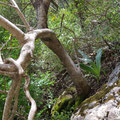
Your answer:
[74,80,120,116]
[52,80,120,119]
[51,86,85,116]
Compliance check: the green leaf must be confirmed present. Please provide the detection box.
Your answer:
[90,62,100,76]
[78,50,89,58]
[95,48,102,73]
[90,61,97,68]
[80,63,96,75]
[78,50,92,63]
[79,58,92,63]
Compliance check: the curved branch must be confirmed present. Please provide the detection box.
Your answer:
[35,29,90,96]
[0,28,76,75]
[35,29,56,39]
[24,75,37,120]
[0,15,25,45]
[0,28,80,77]
[35,29,77,74]
[5,58,24,75]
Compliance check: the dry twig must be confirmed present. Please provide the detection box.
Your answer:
[0,35,12,51]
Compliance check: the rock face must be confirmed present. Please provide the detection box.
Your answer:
[71,64,120,120]
[71,86,120,120]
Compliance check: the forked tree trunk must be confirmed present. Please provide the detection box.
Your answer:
[31,0,91,97]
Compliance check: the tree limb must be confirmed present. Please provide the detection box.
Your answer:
[24,74,37,120]
[10,0,31,31]
[51,0,58,9]
[16,24,26,28]
[0,35,12,51]
[0,2,15,8]
[0,90,8,94]
[0,15,25,45]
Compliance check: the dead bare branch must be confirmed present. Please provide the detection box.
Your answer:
[24,74,37,120]
[10,0,31,31]
[0,90,8,94]
[60,14,65,32]
[0,2,15,8]
[16,24,26,28]
[0,35,12,51]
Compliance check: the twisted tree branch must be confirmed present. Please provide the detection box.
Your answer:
[24,74,37,120]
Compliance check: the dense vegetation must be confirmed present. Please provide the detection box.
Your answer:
[0,0,120,119]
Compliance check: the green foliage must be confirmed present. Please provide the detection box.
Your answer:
[28,71,56,119]
[79,48,103,81]
[52,111,72,120]
[31,71,55,88]
[48,7,82,54]
[12,71,57,120]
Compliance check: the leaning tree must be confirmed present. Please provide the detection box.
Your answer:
[0,0,90,119]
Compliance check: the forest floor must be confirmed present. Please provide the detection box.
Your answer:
[40,44,120,119]
[53,45,120,98]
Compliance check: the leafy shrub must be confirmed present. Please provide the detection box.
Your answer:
[52,111,72,120]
